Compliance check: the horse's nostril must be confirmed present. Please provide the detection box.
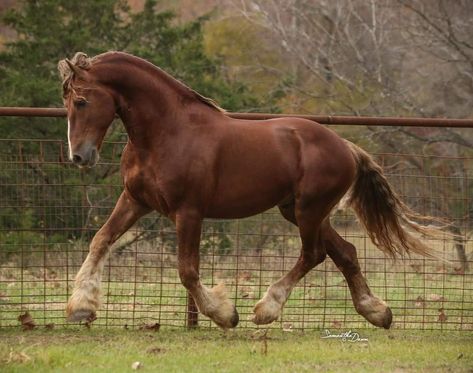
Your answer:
[72,154,83,164]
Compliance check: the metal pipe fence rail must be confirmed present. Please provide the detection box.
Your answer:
[1,106,473,127]
[0,108,471,331]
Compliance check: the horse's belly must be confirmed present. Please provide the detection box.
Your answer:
[206,174,292,219]
[206,195,287,219]
[206,128,299,218]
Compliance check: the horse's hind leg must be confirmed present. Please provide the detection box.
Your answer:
[175,210,239,329]
[252,199,328,325]
[277,202,392,328]
[323,224,392,329]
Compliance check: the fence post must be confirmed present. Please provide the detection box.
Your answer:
[186,291,198,328]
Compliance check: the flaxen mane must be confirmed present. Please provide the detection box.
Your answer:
[58,51,225,112]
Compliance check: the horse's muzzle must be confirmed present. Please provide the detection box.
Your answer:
[71,146,99,168]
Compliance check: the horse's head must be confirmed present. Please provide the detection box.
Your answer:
[58,53,116,168]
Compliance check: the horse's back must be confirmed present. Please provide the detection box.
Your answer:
[205,116,355,218]
[223,116,355,177]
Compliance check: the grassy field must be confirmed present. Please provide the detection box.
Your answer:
[0,328,472,372]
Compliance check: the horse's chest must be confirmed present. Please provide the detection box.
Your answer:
[124,166,171,216]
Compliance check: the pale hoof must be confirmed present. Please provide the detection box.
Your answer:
[251,297,281,325]
[356,295,393,329]
[66,308,97,323]
[202,283,239,329]
[211,305,239,329]
[65,287,100,323]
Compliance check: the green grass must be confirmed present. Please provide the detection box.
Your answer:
[0,328,471,372]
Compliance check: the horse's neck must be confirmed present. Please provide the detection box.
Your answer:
[102,62,181,112]
[95,55,224,149]
[98,61,190,146]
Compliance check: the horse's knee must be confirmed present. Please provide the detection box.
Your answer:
[89,232,112,260]
[178,266,199,290]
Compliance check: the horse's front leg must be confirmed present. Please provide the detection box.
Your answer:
[176,210,239,329]
[66,191,149,322]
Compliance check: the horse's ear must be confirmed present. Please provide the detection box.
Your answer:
[65,59,87,80]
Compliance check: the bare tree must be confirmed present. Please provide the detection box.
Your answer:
[225,0,472,269]
[227,0,418,115]
[227,0,472,116]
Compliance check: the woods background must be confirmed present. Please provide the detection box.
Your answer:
[0,0,471,270]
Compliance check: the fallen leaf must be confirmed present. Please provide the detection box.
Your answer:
[282,323,293,332]
[438,308,447,322]
[146,346,165,355]
[331,320,343,328]
[139,322,160,331]
[131,361,143,370]
[18,312,36,330]
[414,296,425,308]
[239,286,253,298]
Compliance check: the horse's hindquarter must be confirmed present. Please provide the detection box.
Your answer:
[206,118,354,219]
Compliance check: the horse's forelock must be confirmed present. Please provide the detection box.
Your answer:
[58,52,93,98]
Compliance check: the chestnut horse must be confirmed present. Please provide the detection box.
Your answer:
[58,51,438,329]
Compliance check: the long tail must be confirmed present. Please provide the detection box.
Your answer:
[345,141,446,259]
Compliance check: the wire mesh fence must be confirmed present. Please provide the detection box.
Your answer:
[0,131,472,331]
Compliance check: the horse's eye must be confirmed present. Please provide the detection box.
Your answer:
[74,99,87,108]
